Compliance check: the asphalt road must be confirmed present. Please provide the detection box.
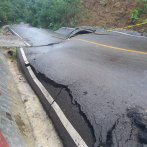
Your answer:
[10,24,147,147]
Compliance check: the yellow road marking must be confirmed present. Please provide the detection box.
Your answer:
[48,33,66,39]
[109,22,147,31]
[74,38,147,55]
[49,21,147,39]
[95,22,147,34]
[47,27,147,55]
[40,32,66,39]
[69,22,147,38]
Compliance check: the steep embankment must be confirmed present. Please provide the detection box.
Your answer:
[77,0,147,32]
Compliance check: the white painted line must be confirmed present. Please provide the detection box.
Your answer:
[24,40,31,46]
[9,27,22,39]
[9,27,31,46]
[20,46,88,146]
[24,41,31,46]
[11,24,89,146]
[27,66,54,104]
[113,31,147,38]
[20,48,29,65]
[52,102,88,147]
[27,65,88,147]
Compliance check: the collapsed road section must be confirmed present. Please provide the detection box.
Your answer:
[17,47,94,147]
[9,24,147,147]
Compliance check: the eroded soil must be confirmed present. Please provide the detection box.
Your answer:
[77,0,147,32]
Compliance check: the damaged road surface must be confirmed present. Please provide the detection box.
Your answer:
[10,24,147,147]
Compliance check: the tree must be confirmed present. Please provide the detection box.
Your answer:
[0,0,82,30]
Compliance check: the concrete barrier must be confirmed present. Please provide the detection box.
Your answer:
[0,50,27,147]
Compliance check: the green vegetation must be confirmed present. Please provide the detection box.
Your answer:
[130,0,147,22]
[102,0,106,6]
[103,24,107,30]
[0,0,27,25]
[84,9,90,19]
[0,0,83,30]
[130,9,139,22]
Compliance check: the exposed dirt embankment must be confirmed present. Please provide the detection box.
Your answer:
[77,0,147,31]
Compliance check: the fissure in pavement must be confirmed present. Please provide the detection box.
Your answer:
[29,64,139,147]
[30,64,96,147]
[127,106,147,144]
[12,26,147,146]
[29,41,65,48]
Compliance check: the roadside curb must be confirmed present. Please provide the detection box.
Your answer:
[16,48,78,147]
[8,26,89,147]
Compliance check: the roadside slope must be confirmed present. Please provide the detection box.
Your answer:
[77,0,147,32]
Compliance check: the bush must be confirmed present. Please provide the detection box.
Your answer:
[130,9,139,22]
[130,0,147,22]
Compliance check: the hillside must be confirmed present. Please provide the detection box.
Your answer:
[0,0,147,33]
[77,0,147,32]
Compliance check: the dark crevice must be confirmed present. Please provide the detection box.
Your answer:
[75,30,95,35]
[69,31,114,39]
[28,64,124,147]
[68,28,80,38]
[29,64,96,146]
[100,118,119,147]
[106,123,116,146]
[50,88,63,105]
[69,30,96,39]
[26,41,65,48]
[127,107,147,130]
[92,33,115,36]
[125,121,134,143]
[127,106,147,144]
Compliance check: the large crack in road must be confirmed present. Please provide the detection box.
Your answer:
[19,43,147,146]
[30,64,96,147]
[28,64,147,147]
[12,24,147,147]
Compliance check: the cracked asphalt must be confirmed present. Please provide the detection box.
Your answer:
[10,24,147,147]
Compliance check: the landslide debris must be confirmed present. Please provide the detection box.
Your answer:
[77,0,147,33]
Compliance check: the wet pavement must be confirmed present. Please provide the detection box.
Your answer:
[10,24,147,147]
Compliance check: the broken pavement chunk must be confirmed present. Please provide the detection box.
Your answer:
[127,106,147,144]
[138,130,147,144]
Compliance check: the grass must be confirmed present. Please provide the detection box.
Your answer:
[104,24,107,29]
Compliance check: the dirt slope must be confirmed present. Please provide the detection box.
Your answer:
[77,0,146,30]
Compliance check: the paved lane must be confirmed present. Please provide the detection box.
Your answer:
[11,25,147,147]
[74,32,147,52]
[10,24,65,45]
